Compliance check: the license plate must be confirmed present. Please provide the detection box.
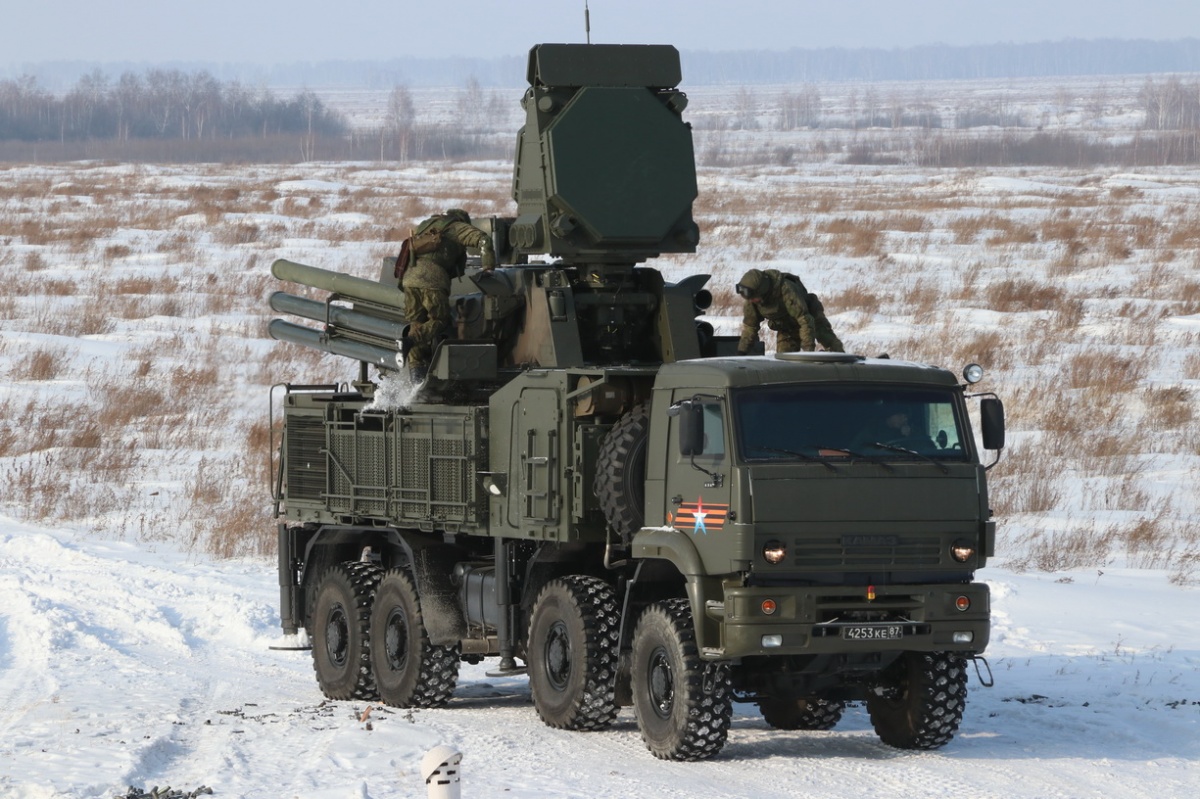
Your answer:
[841,624,904,641]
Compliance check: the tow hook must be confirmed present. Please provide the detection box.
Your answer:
[970,655,995,688]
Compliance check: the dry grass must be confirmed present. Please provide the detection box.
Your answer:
[819,217,883,257]
[0,158,1197,573]
[9,346,69,381]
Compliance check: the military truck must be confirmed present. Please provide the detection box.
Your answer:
[268,43,1006,761]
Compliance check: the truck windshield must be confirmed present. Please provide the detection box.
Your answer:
[734,384,969,462]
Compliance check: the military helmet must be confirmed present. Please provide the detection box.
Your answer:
[444,208,471,223]
[735,268,770,299]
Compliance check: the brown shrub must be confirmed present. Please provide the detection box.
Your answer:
[985,279,1065,312]
[1128,215,1160,249]
[1103,235,1133,261]
[882,213,927,233]
[1040,216,1083,242]
[114,275,170,295]
[1165,215,1200,248]
[820,217,883,257]
[12,347,67,381]
[950,330,1013,370]
[905,280,940,321]
[1178,281,1200,315]
[984,219,1038,246]
[1143,385,1194,430]
[42,279,79,297]
[23,250,47,271]
[104,244,133,261]
[1010,523,1115,571]
[94,383,166,427]
[834,284,882,314]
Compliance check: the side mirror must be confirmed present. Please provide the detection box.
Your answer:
[678,403,704,456]
[980,397,1005,451]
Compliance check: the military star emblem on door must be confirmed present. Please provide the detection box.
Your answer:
[673,497,728,535]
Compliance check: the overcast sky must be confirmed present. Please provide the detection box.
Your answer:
[4,0,1197,65]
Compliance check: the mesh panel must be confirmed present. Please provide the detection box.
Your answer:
[284,415,325,500]
[400,435,431,517]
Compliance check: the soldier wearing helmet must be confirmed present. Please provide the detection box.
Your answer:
[735,268,844,355]
[397,209,496,374]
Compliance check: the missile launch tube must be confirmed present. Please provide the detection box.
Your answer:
[269,292,408,341]
[271,258,407,309]
[268,319,402,369]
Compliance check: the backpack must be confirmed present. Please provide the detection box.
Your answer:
[393,215,455,284]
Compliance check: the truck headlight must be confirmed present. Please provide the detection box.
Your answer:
[950,541,975,562]
[762,540,787,565]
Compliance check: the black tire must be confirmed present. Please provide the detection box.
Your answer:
[866,651,968,750]
[631,599,732,761]
[759,696,845,731]
[527,575,620,731]
[311,561,383,701]
[369,568,460,708]
[594,403,650,542]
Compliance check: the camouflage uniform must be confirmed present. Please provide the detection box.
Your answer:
[401,210,495,369]
[735,268,844,355]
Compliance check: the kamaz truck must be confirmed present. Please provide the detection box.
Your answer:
[268,43,1005,760]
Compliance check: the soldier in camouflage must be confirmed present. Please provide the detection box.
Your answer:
[735,268,845,355]
[400,209,496,373]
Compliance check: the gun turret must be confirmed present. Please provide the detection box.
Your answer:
[267,44,733,383]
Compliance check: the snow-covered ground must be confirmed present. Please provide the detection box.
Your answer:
[2,82,1200,794]
[1,519,1196,799]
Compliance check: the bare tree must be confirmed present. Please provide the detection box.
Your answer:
[188,72,222,140]
[863,85,879,127]
[457,76,486,133]
[733,87,758,131]
[778,84,820,130]
[386,84,415,161]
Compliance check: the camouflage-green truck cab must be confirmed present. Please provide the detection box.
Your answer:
[269,43,1005,761]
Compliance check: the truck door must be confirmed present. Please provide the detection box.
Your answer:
[663,394,734,567]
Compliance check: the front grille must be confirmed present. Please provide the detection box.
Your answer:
[790,535,942,569]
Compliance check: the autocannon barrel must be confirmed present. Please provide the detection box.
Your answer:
[271,258,407,310]
[269,292,407,341]
[268,319,402,369]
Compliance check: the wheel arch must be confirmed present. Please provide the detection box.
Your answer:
[628,527,724,655]
[297,525,467,647]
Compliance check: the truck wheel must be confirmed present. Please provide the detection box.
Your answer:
[369,568,460,708]
[631,598,731,760]
[594,403,649,543]
[311,561,383,701]
[866,651,968,750]
[759,696,845,731]
[527,575,620,731]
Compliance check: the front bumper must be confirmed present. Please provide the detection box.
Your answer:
[703,581,990,659]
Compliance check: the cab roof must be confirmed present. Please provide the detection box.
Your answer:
[653,353,962,392]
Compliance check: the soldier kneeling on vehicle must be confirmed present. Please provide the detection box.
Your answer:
[735,268,844,355]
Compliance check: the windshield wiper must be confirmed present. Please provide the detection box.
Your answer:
[814,445,895,473]
[759,447,839,473]
[868,442,950,474]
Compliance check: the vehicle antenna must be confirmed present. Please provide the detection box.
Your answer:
[585,1,591,44]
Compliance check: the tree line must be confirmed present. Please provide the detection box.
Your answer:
[681,38,1200,84]
[0,69,345,143]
